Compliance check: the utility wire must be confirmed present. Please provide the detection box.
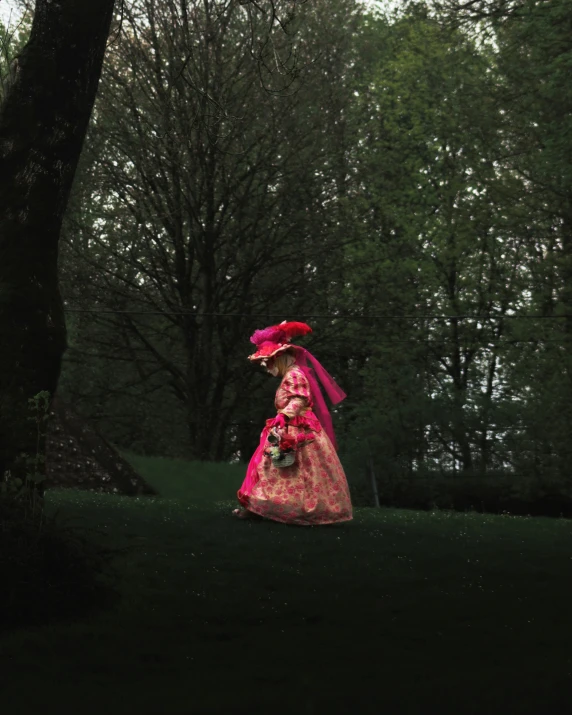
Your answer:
[63,308,571,320]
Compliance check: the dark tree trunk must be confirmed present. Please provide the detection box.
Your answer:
[0,0,116,492]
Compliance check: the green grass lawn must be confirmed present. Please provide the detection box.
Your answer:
[2,455,572,714]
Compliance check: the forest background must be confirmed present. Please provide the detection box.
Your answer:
[2,0,571,514]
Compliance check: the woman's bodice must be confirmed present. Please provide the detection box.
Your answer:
[275,366,313,414]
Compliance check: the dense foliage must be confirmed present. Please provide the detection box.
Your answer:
[6,0,567,510]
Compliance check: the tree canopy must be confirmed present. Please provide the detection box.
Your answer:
[3,0,571,511]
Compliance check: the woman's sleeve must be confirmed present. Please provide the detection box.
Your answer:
[278,369,312,419]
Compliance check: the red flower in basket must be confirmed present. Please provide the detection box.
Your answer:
[280,435,297,452]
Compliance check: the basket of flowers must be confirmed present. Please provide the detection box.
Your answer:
[265,430,315,468]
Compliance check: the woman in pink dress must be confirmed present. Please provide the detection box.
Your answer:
[233,321,353,526]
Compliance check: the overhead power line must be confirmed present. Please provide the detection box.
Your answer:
[63,309,571,320]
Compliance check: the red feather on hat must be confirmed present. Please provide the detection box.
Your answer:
[279,321,312,340]
[250,321,312,346]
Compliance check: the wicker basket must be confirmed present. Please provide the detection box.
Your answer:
[271,450,296,468]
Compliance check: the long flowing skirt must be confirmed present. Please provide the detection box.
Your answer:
[237,417,353,526]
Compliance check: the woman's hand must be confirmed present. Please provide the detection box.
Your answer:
[273,413,288,430]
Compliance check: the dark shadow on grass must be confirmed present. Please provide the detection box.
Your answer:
[1,499,132,635]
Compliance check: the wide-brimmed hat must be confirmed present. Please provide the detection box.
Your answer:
[247,320,312,363]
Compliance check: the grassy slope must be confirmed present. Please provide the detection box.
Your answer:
[2,455,572,714]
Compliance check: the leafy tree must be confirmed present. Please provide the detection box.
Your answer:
[57,0,363,460]
[337,6,528,493]
[489,0,572,483]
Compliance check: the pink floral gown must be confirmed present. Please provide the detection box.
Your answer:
[237,365,353,525]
